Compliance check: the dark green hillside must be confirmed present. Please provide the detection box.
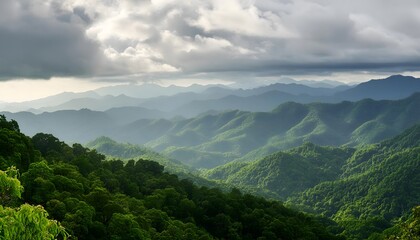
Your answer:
[0,115,339,240]
[204,125,420,239]
[204,143,354,199]
[86,136,166,161]
[374,206,420,240]
[86,136,189,172]
[288,125,420,239]
[86,136,219,188]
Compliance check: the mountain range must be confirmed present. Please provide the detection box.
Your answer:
[3,92,420,169]
[3,75,420,118]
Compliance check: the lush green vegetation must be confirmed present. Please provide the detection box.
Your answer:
[0,152,67,239]
[202,123,420,239]
[86,136,193,174]
[378,206,420,240]
[288,126,420,239]
[204,143,355,200]
[0,115,339,239]
[85,136,223,189]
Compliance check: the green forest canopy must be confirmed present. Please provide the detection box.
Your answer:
[0,115,339,240]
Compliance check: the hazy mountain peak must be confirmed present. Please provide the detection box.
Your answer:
[336,75,420,101]
[385,74,415,80]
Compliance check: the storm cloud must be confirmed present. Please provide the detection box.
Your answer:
[0,0,109,79]
[1,0,420,80]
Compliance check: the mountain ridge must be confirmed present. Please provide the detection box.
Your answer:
[3,93,420,169]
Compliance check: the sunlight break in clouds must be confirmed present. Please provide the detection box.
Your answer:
[0,78,112,102]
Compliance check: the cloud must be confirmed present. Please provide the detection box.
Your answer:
[190,0,296,39]
[1,0,420,81]
[0,0,107,79]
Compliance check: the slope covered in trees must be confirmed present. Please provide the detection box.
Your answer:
[288,125,420,239]
[158,93,420,168]
[202,123,420,239]
[0,117,67,239]
[0,115,339,239]
[85,136,219,188]
[85,136,188,172]
[204,143,355,199]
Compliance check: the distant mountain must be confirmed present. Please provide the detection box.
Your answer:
[3,90,420,169]
[241,83,346,96]
[4,75,419,118]
[1,109,115,143]
[335,75,420,101]
[205,82,347,97]
[152,93,420,168]
[93,83,224,98]
[174,91,322,117]
[1,91,101,112]
[0,107,172,142]
[104,106,170,125]
[135,82,343,117]
[274,77,351,88]
[229,77,349,88]
[0,84,228,113]
[34,90,233,114]
[38,94,144,112]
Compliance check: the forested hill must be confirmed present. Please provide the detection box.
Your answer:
[204,124,420,239]
[85,136,219,188]
[204,143,355,199]
[289,125,420,239]
[85,136,190,173]
[0,115,339,239]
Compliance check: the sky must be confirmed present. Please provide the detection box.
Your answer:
[1,0,420,102]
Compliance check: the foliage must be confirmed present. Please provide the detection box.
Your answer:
[369,206,420,240]
[288,125,420,239]
[0,115,339,239]
[0,164,67,240]
[204,143,354,199]
[86,136,193,175]
[0,167,23,205]
[0,204,68,240]
[204,124,420,239]
[386,206,420,240]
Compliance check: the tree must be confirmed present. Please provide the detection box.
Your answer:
[108,213,150,240]
[0,204,67,240]
[0,168,68,240]
[0,167,22,205]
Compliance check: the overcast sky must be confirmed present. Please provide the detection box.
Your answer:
[1,0,420,101]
